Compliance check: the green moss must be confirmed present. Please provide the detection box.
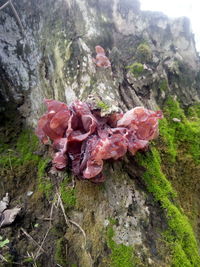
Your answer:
[37,158,53,199]
[3,252,14,263]
[126,62,144,77]
[0,129,40,168]
[136,148,200,266]
[23,257,34,263]
[106,220,135,267]
[160,98,200,163]
[159,79,168,91]
[14,129,40,165]
[0,141,9,154]
[157,98,200,237]
[108,217,118,226]
[55,237,67,266]
[0,129,54,199]
[159,118,177,162]
[60,177,76,209]
[136,43,152,63]
[96,101,110,111]
[187,103,200,118]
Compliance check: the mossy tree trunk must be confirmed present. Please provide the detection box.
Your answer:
[0,0,200,266]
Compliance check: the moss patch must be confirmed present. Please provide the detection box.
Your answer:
[0,129,40,168]
[96,100,110,112]
[0,129,53,200]
[126,62,144,77]
[55,237,67,266]
[0,130,41,197]
[106,221,135,267]
[159,79,169,92]
[136,97,200,265]
[60,177,76,209]
[136,148,200,266]
[187,103,200,118]
[37,158,53,199]
[157,98,200,239]
[136,43,152,63]
[159,98,200,163]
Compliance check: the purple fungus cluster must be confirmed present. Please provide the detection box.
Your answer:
[36,99,163,183]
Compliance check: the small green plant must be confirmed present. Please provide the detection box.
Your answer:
[23,257,34,263]
[60,177,76,209]
[136,43,152,62]
[106,219,135,267]
[96,100,109,111]
[38,158,53,199]
[159,79,168,91]
[0,237,9,248]
[126,62,144,77]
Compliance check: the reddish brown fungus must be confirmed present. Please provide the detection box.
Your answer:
[35,99,163,182]
[93,45,111,68]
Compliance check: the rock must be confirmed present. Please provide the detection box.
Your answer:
[0,193,9,213]
[172,117,181,122]
[0,206,21,227]
[0,194,21,228]
[26,191,33,197]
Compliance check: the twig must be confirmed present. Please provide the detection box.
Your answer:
[0,254,23,265]
[8,153,13,172]
[40,217,53,221]
[20,228,45,253]
[56,191,94,264]
[0,0,24,35]
[35,227,51,260]
[0,254,8,262]
[31,252,38,267]
[56,192,87,247]
[0,1,9,11]
[68,219,86,246]
[56,193,71,228]
[71,175,76,189]
[9,0,24,34]
[27,252,38,267]
[34,199,56,260]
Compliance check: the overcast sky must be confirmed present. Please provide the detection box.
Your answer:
[140,0,200,51]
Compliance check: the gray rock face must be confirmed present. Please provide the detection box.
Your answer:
[0,0,199,123]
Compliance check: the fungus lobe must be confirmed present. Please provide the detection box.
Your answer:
[36,99,163,182]
[93,45,111,68]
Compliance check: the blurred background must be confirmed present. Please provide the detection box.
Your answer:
[141,0,200,51]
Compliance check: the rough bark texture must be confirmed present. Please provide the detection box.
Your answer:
[0,0,200,266]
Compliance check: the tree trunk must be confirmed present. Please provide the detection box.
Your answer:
[0,0,200,266]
